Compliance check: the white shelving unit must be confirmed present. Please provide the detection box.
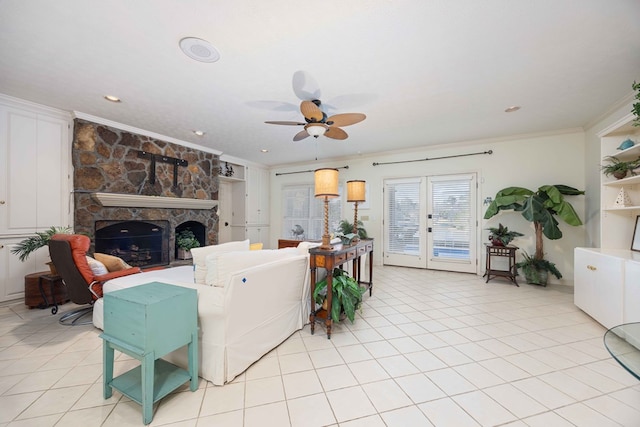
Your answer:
[575,113,640,328]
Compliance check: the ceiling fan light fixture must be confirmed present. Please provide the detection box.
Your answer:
[104,95,121,103]
[305,123,328,138]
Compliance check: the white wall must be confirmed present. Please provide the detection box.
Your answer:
[269,130,586,284]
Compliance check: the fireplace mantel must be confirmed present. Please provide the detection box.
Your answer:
[92,192,218,210]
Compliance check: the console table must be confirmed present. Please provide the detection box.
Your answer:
[309,239,373,339]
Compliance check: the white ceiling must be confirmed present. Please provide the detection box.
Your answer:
[1,0,639,167]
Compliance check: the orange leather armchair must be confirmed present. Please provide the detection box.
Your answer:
[49,234,142,325]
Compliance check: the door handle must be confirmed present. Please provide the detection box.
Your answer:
[427,227,432,232]
[587,265,597,271]
[225,222,229,227]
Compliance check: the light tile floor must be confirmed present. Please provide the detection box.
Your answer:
[1,265,639,426]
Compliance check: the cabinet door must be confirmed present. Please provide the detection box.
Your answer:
[246,167,269,225]
[625,260,640,323]
[0,105,38,233]
[246,226,270,248]
[0,238,46,302]
[574,248,624,329]
[0,103,70,234]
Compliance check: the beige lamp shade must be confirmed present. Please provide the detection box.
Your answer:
[314,168,339,198]
[347,180,366,202]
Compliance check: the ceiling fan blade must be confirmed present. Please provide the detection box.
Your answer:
[293,130,310,141]
[292,70,321,101]
[326,113,366,127]
[246,100,299,112]
[300,101,323,122]
[265,121,306,126]
[325,127,348,140]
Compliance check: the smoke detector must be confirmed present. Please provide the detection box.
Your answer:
[179,37,220,63]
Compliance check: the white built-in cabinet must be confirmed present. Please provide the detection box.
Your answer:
[0,95,71,303]
[220,158,271,248]
[574,113,640,327]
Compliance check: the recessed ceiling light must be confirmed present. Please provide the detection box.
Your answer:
[104,95,121,103]
[193,130,205,136]
[504,105,521,113]
[261,149,269,153]
[179,37,220,63]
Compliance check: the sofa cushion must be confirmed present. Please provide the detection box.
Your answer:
[191,239,250,285]
[94,253,133,272]
[86,256,109,276]
[250,243,263,250]
[205,248,299,287]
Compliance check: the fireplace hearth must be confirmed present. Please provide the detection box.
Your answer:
[95,220,170,268]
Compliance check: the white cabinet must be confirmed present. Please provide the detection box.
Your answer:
[246,226,270,248]
[246,166,269,226]
[0,95,71,303]
[624,259,640,323]
[574,248,624,329]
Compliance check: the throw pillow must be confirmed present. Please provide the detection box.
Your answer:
[190,239,250,285]
[250,242,263,250]
[86,256,109,276]
[94,253,132,272]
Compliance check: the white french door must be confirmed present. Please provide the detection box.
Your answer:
[383,173,477,273]
[426,174,477,273]
[383,177,427,268]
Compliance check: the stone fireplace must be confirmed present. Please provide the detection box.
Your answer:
[72,119,220,265]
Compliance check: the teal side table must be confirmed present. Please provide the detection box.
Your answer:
[100,282,198,425]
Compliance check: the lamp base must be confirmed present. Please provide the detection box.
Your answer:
[320,234,333,250]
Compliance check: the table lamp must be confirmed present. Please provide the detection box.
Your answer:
[347,180,366,237]
[314,168,339,249]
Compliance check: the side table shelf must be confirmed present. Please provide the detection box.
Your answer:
[483,244,519,286]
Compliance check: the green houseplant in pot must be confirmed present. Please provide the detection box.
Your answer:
[176,230,200,260]
[338,219,368,240]
[484,185,584,286]
[11,226,72,273]
[601,156,640,180]
[486,223,524,246]
[313,268,366,323]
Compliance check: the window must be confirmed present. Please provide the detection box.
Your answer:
[282,184,342,240]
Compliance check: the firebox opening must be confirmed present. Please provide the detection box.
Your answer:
[175,221,206,259]
[95,220,169,268]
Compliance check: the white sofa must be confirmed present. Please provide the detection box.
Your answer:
[93,243,311,385]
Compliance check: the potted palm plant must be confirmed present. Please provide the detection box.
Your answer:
[313,268,366,323]
[176,230,200,260]
[11,226,72,273]
[484,185,584,285]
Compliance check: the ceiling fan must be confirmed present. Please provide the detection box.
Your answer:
[265,99,366,141]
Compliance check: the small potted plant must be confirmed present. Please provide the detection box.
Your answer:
[337,219,368,240]
[601,156,640,180]
[486,223,523,246]
[176,230,200,260]
[313,268,366,323]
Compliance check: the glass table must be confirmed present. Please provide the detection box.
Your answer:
[604,323,640,380]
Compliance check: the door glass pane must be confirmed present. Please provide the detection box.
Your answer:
[430,177,472,261]
[386,180,421,255]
